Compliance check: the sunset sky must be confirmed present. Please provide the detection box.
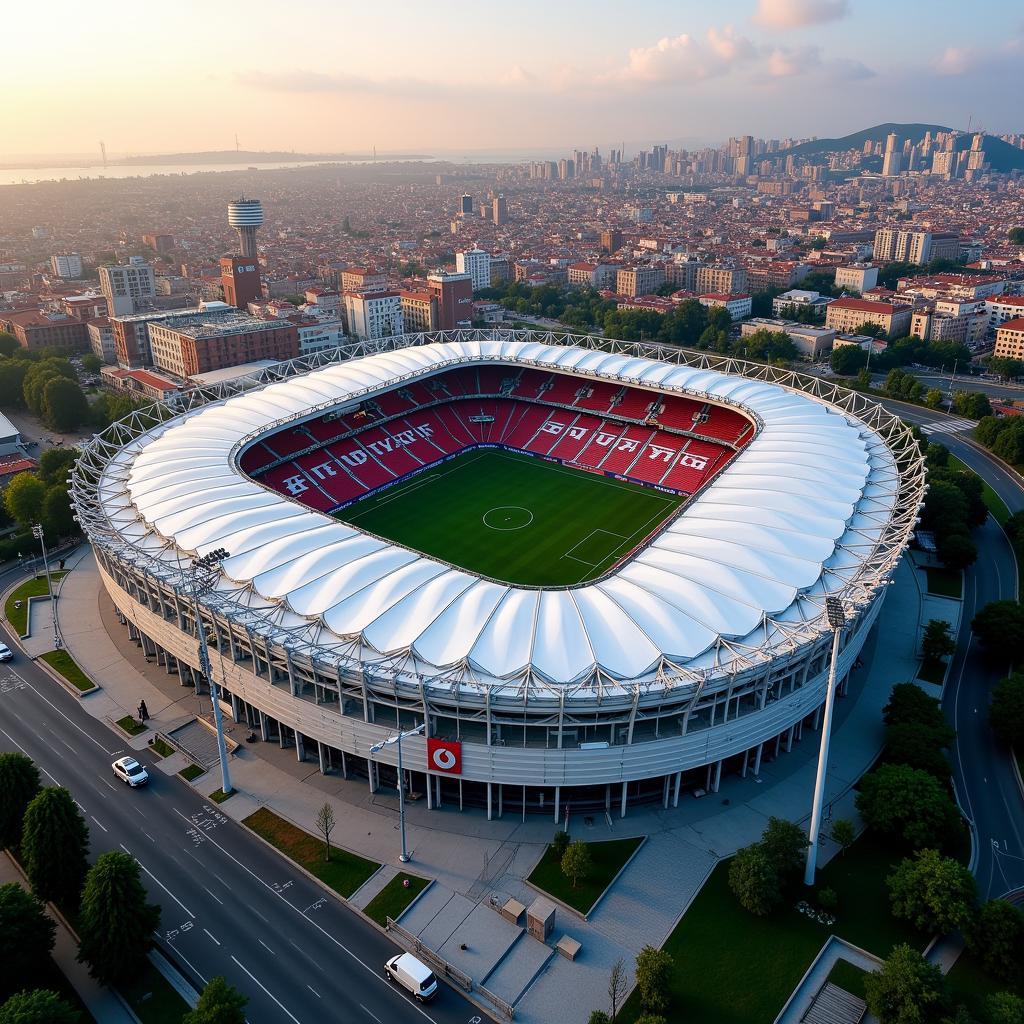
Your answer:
[9,0,1022,159]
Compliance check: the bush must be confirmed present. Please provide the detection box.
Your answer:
[0,989,79,1024]
[728,843,781,916]
[966,900,1024,985]
[987,992,1024,1024]
[551,830,570,859]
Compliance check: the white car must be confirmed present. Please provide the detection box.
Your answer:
[112,756,149,787]
[385,953,438,1002]
[0,643,12,662]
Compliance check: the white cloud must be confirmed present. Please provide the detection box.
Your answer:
[936,47,973,75]
[767,45,821,77]
[754,0,849,29]
[617,26,756,84]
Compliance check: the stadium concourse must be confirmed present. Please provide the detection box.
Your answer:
[71,331,925,819]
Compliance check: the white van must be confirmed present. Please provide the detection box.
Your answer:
[384,952,438,1002]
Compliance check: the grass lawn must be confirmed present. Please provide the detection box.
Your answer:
[178,764,204,782]
[363,873,431,926]
[120,959,190,1024]
[827,958,869,1001]
[336,449,685,586]
[243,807,380,898]
[917,658,948,685]
[209,788,235,803]
[40,649,94,691]
[527,836,643,915]
[925,566,963,599]
[4,571,67,635]
[946,952,1019,1021]
[150,737,174,758]
[116,715,146,736]
[618,834,923,1024]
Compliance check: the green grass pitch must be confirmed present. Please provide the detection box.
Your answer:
[335,449,686,587]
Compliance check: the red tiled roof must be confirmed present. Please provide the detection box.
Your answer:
[829,297,897,315]
[997,318,1024,332]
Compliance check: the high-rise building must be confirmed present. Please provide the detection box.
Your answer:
[456,249,491,291]
[872,228,959,266]
[460,194,474,216]
[399,290,437,332]
[427,271,473,330]
[882,133,902,177]
[600,229,623,254]
[99,259,156,317]
[142,233,175,253]
[344,291,403,341]
[220,256,263,308]
[341,267,387,293]
[50,253,83,279]
[227,198,263,259]
[492,194,508,226]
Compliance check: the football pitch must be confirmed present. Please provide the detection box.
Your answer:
[336,449,686,586]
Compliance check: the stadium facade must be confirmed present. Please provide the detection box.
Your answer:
[71,332,926,819]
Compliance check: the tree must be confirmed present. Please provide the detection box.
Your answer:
[987,992,1024,1024]
[588,1014,612,1024]
[864,943,949,1024]
[922,620,956,663]
[0,884,56,1001]
[0,360,30,408]
[3,474,46,531]
[831,345,868,375]
[37,448,78,487]
[315,803,336,861]
[634,945,673,1014]
[924,388,943,409]
[634,1017,668,1024]
[608,957,627,1021]
[0,333,19,358]
[0,989,79,1024]
[77,851,161,986]
[41,486,75,539]
[887,849,976,935]
[551,830,570,860]
[856,764,962,851]
[80,353,102,374]
[831,819,856,857]
[952,391,993,421]
[182,976,249,1024]
[966,900,1024,984]
[937,533,977,572]
[760,817,807,883]
[20,788,88,909]
[41,378,89,433]
[973,603,1024,666]
[1010,227,1024,245]
[884,682,947,730]
[728,843,782,916]
[561,839,592,889]
[0,753,40,851]
[989,673,1024,748]
[884,722,953,779]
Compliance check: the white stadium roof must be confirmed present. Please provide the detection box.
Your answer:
[95,337,907,696]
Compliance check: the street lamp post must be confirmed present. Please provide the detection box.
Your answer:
[188,548,232,797]
[804,596,847,887]
[31,523,61,650]
[370,724,425,863]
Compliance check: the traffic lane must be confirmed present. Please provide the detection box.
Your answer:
[0,661,478,1024]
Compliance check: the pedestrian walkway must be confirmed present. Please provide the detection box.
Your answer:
[51,548,928,1024]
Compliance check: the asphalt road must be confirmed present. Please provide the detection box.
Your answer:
[880,401,1024,899]
[871,371,1024,404]
[0,578,480,1024]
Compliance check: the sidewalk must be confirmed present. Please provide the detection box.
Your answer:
[51,548,927,1024]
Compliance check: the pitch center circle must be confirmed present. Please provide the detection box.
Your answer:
[482,506,534,531]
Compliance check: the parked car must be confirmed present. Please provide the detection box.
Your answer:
[0,643,12,662]
[111,756,149,787]
[384,953,438,1002]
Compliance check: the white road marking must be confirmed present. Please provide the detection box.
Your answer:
[307,985,321,998]
[90,815,108,833]
[120,844,195,919]
[259,938,274,954]
[17,675,113,753]
[203,886,224,905]
[0,728,61,785]
[203,928,221,946]
[360,1005,381,1022]
[230,956,302,1024]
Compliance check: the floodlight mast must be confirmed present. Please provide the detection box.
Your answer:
[369,724,425,863]
[804,596,847,887]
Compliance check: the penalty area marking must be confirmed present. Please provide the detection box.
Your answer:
[482,506,534,531]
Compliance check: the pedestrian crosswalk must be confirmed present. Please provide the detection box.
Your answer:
[919,416,975,434]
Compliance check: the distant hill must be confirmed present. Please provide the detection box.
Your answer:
[778,123,1024,173]
[112,150,429,166]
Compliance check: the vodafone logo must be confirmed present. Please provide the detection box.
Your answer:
[427,738,462,775]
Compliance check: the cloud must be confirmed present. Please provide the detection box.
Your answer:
[766,45,821,77]
[754,0,849,29]
[936,47,973,75]
[616,26,756,84]
[827,57,876,80]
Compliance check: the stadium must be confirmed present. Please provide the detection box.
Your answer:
[71,331,926,819]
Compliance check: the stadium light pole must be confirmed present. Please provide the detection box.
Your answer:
[370,724,425,863]
[188,548,233,797]
[31,523,61,650]
[804,596,847,887]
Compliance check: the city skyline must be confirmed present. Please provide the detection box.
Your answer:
[7,0,1024,159]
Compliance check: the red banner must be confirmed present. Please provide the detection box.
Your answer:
[427,738,462,775]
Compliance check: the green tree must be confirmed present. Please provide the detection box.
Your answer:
[925,388,944,409]
[831,818,856,857]
[922,620,956,663]
[0,360,30,407]
[856,764,962,851]
[882,683,951,734]
[77,851,161,986]
[989,673,1024,748]
[887,849,977,934]
[831,345,869,375]
[20,788,89,910]
[952,391,993,420]
[634,1017,668,1024]
[634,945,674,1015]
[561,839,592,889]
[41,486,75,539]
[182,976,249,1024]
[0,753,40,851]
[937,534,977,572]
[884,721,953,779]
[3,474,46,531]
[36,448,77,487]
[973,603,1024,666]
[41,378,89,433]
[0,333,20,358]
[588,1014,611,1024]
[0,884,56,1001]
[551,830,570,860]
[864,943,949,1024]
[728,843,782,916]
[966,899,1024,985]
[0,989,79,1024]
[760,817,807,883]
[987,992,1024,1024]
[80,354,102,374]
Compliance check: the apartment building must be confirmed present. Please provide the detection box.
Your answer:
[87,318,116,363]
[985,295,1024,334]
[994,319,1024,360]
[456,249,491,291]
[699,293,752,321]
[835,265,879,295]
[616,265,666,298]
[340,268,387,294]
[872,229,960,266]
[568,262,619,289]
[696,264,748,296]
[399,290,437,332]
[825,297,912,338]
[99,259,156,317]
[344,291,403,341]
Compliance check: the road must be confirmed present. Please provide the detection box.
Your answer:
[880,400,1024,899]
[870,370,1024,404]
[0,573,480,1024]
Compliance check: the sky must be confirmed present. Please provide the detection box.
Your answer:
[7,0,1023,160]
